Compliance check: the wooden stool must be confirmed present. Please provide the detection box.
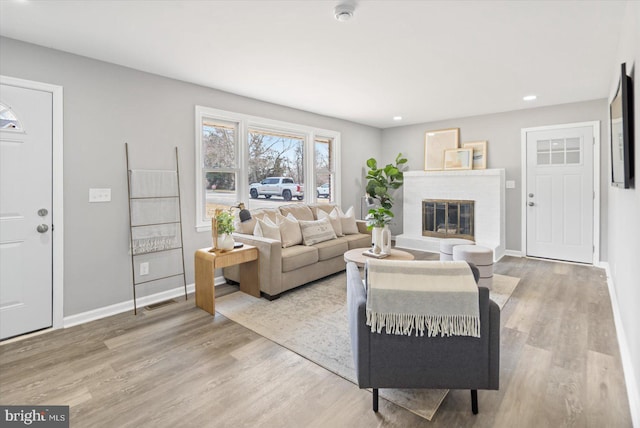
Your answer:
[453,244,493,288]
[439,238,475,261]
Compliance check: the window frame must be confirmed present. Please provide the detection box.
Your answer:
[314,135,337,203]
[195,106,341,231]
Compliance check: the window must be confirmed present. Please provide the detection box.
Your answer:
[248,128,305,195]
[315,136,335,203]
[0,103,22,131]
[536,137,582,166]
[195,106,341,231]
[200,118,239,220]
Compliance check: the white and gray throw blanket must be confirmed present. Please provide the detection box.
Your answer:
[365,259,480,338]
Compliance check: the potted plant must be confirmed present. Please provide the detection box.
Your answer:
[212,209,235,251]
[365,153,407,253]
[365,152,407,210]
[365,207,394,229]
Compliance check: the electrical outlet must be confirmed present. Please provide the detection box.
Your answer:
[140,262,149,276]
[505,180,516,189]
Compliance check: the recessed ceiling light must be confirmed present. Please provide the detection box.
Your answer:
[393,116,403,121]
[523,95,537,101]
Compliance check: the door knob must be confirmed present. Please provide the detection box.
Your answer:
[528,193,534,198]
[37,224,49,233]
[528,202,535,207]
[38,208,48,216]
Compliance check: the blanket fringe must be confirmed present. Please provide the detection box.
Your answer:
[366,310,480,338]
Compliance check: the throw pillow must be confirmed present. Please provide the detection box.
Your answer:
[276,213,303,248]
[259,209,279,224]
[253,217,281,241]
[234,216,257,235]
[317,208,344,237]
[337,206,359,235]
[236,210,271,235]
[298,217,337,246]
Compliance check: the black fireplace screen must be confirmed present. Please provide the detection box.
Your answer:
[422,199,474,240]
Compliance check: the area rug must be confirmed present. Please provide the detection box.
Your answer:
[216,272,519,420]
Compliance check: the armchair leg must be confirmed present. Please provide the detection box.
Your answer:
[373,388,379,412]
[471,390,478,414]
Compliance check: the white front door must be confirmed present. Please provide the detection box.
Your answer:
[525,125,594,263]
[0,83,53,340]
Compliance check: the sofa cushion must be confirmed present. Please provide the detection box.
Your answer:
[281,245,319,272]
[343,233,372,250]
[276,213,303,248]
[235,217,256,235]
[299,218,337,246]
[317,208,344,237]
[255,209,279,223]
[234,208,279,235]
[313,237,349,261]
[234,211,258,235]
[310,203,336,219]
[279,204,314,221]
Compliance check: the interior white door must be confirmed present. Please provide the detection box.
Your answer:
[525,126,594,263]
[0,84,53,340]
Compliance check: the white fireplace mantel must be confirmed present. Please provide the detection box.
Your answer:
[395,169,505,261]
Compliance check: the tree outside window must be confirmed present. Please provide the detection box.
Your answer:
[202,118,238,219]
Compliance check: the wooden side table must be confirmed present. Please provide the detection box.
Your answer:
[195,245,259,315]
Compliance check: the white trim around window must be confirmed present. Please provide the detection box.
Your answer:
[195,106,341,232]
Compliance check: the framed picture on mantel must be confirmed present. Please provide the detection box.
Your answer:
[443,148,473,170]
[424,128,459,171]
[463,140,487,169]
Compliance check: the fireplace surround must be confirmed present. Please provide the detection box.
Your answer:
[395,169,505,261]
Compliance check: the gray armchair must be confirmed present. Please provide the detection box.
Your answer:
[346,261,500,414]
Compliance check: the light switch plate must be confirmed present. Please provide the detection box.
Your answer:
[505,180,516,189]
[140,262,149,276]
[89,188,111,202]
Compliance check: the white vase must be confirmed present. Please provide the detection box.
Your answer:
[371,226,391,255]
[381,225,391,254]
[218,233,235,251]
[371,227,383,254]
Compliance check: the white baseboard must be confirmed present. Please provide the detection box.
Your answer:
[63,275,226,328]
[601,262,640,428]
[504,249,523,257]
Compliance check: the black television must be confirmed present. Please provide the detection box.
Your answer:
[610,63,634,188]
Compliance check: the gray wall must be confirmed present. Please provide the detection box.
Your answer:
[607,0,640,416]
[381,100,609,257]
[0,37,381,316]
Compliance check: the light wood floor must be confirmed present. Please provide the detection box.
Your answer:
[0,255,632,427]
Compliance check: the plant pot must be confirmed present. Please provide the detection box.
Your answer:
[218,233,235,251]
[371,226,391,255]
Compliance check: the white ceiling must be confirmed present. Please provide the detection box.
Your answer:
[0,0,628,128]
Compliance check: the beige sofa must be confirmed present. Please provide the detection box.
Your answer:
[223,203,371,299]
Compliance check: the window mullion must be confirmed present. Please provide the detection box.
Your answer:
[238,119,249,204]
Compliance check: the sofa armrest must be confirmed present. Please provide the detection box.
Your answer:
[231,233,283,296]
[356,220,371,235]
[346,262,370,387]
[488,298,500,390]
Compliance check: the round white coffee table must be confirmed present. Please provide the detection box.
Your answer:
[344,247,415,268]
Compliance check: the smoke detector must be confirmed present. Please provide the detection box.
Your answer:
[334,4,354,21]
